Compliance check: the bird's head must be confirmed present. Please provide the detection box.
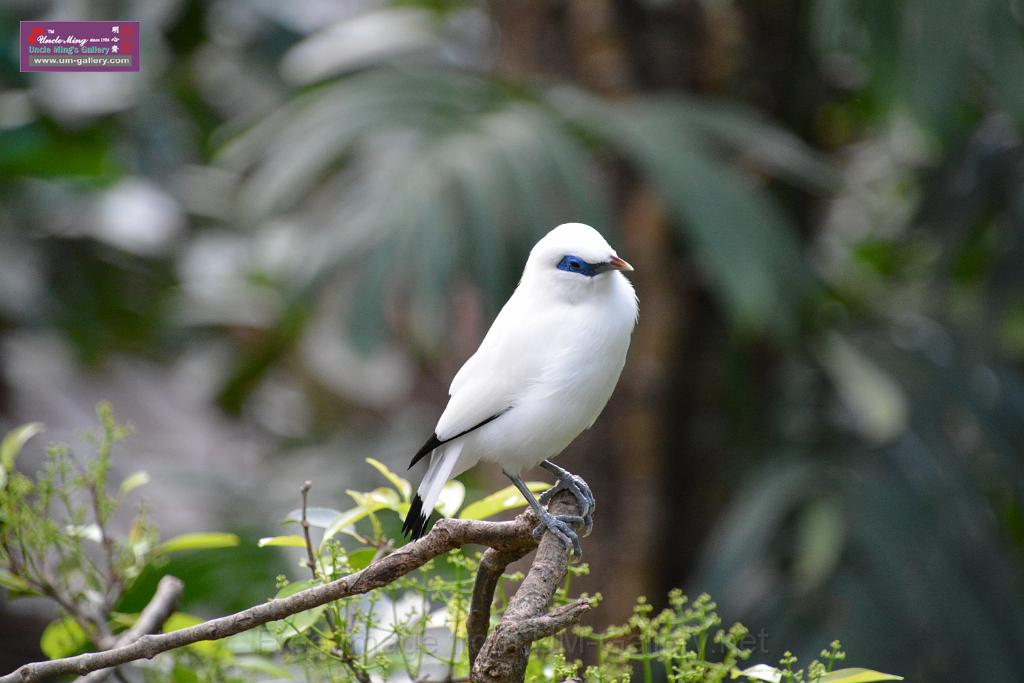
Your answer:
[523,223,634,295]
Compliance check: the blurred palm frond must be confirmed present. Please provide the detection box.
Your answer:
[221,67,829,350]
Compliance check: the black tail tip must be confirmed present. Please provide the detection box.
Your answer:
[402,494,429,540]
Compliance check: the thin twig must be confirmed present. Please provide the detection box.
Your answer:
[299,481,319,581]
[329,648,371,683]
[301,483,367,681]
[87,470,121,617]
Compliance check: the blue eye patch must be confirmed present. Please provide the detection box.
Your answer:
[557,254,600,277]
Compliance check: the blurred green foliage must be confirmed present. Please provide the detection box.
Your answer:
[1,422,902,682]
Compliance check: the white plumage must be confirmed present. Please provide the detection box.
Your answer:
[403,223,638,551]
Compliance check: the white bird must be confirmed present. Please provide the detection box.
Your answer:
[402,223,638,556]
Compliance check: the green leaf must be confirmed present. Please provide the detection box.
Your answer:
[346,548,376,571]
[817,332,907,443]
[281,506,344,528]
[1,422,44,474]
[222,628,281,654]
[320,507,371,548]
[163,612,204,631]
[794,498,845,591]
[819,668,903,683]
[664,97,838,192]
[458,482,549,520]
[163,613,220,655]
[119,470,150,495]
[40,617,88,659]
[257,535,308,548]
[232,656,295,679]
[733,653,901,681]
[319,505,380,549]
[436,480,466,518]
[155,532,240,555]
[172,664,200,683]
[348,486,402,509]
[365,457,412,501]
[0,570,34,595]
[265,580,327,644]
[318,487,407,548]
[549,89,814,334]
[109,612,139,629]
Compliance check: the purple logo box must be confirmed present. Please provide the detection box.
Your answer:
[20,21,139,72]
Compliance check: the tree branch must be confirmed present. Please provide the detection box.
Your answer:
[1,511,544,683]
[467,543,535,666]
[76,575,184,683]
[4,490,592,683]
[471,491,591,683]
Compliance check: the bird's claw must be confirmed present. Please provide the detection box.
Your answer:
[539,473,596,537]
[532,512,584,558]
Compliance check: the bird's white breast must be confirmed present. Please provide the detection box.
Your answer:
[463,271,636,473]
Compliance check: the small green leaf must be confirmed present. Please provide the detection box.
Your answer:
[817,333,907,443]
[119,470,150,495]
[257,535,308,548]
[436,480,466,518]
[266,605,327,644]
[366,457,412,501]
[155,532,240,555]
[274,579,316,597]
[320,506,377,549]
[0,570,34,594]
[281,507,344,528]
[819,668,903,683]
[794,498,844,590]
[348,487,402,509]
[458,482,549,520]
[319,488,405,549]
[265,580,327,644]
[109,612,139,629]
[163,612,204,631]
[346,548,376,571]
[222,628,281,654]
[1,422,44,473]
[163,613,220,655]
[232,656,295,679]
[40,617,88,659]
[172,664,200,683]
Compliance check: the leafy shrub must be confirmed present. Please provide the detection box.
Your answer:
[0,410,901,683]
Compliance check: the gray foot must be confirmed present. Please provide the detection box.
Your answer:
[539,472,595,537]
[531,511,584,558]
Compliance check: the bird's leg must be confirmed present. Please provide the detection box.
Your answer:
[538,460,595,537]
[503,469,584,558]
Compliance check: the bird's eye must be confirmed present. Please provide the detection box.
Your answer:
[557,254,593,276]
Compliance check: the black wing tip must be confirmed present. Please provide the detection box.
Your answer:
[402,494,429,540]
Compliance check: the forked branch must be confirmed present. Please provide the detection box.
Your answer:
[1,492,589,683]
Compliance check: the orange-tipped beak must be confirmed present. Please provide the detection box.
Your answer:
[609,255,634,272]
